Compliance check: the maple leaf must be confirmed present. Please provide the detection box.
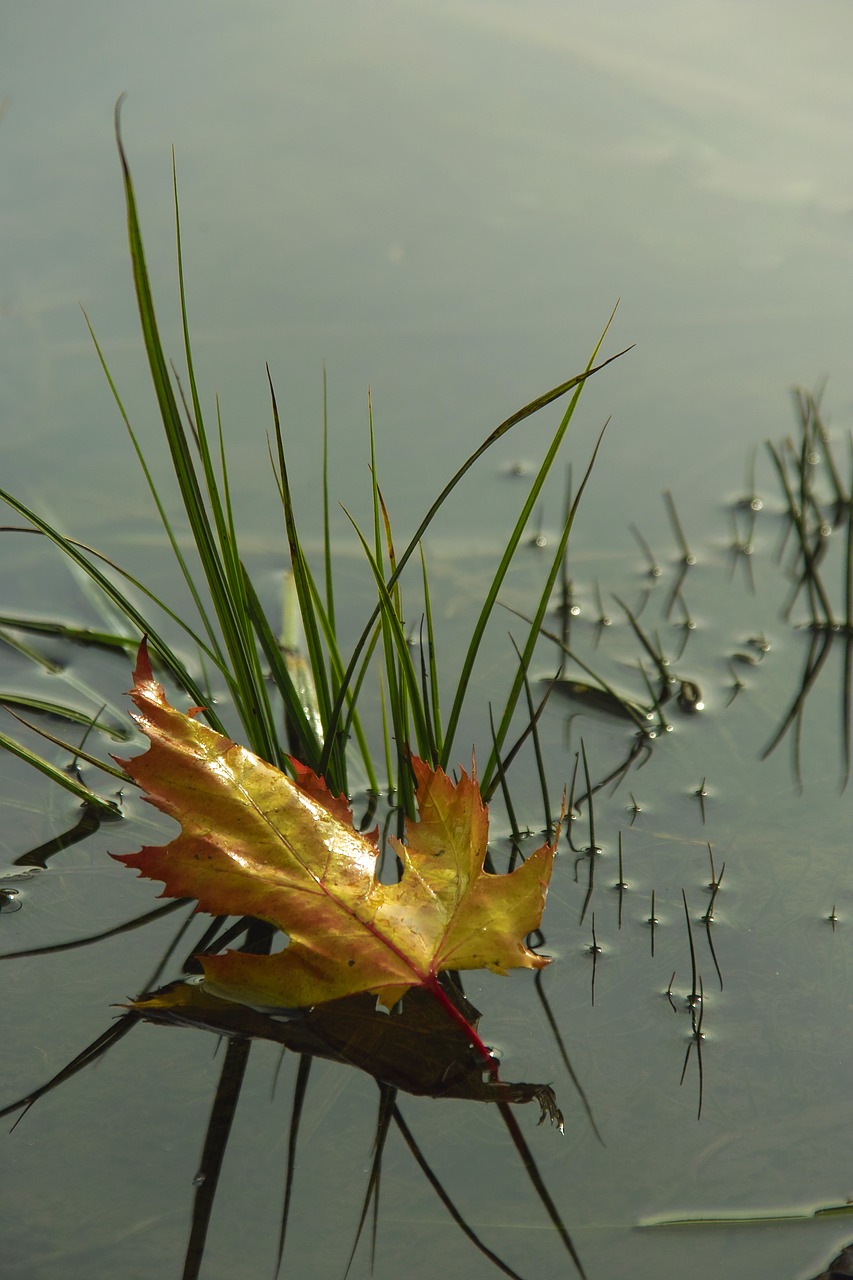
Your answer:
[114,641,556,1021]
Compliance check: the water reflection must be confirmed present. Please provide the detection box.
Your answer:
[1,809,585,1280]
[5,389,853,1277]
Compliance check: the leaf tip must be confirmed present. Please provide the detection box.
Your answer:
[132,636,154,688]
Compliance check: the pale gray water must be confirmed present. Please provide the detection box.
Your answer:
[2,5,853,1279]
[4,1,853,549]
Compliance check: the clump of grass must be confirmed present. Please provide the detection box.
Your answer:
[0,101,630,1280]
[759,386,853,785]
[0,98,629,815]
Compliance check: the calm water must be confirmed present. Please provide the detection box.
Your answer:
[3,4,853,1278]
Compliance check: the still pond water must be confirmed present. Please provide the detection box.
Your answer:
[3,4,853,1278]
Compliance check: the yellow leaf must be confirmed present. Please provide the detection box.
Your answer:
[115,641,555,1012]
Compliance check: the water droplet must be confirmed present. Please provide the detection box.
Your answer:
[192,1172,206,1187]
[0,888,21,913]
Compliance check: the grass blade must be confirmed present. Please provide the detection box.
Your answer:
[480,420,610,793]
[0,727,120,812]
[320,327,632,775]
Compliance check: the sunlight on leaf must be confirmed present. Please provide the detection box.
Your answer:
[114,640,556,1014]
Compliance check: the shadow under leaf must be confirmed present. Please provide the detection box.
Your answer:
[131,978,563,1119]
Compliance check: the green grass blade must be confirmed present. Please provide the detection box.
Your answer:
[367,401,413,788]
[116,101,281,763]
[419,545,443,747]
[439,328,614,770]
[266,370,347,785]
[0,525,224,676]
[300,568,381,791]
[0,615,140,654]
[378,672,394,793]
[114,102,222,600]
[344,508,431,759]
[321,316,630,775]
[500,603,653,732]
[0,501,221,725]
[335,624,382,794]
[0,695,128,740]
[509,637,553,836]
[1,707,131,780]
[0,727,121,812]
[482,672,557,807]
[81,306,225,664]
[322,364,336,632]
[241,569,321,771]
[480,421,610,793]
[0,622,62,672]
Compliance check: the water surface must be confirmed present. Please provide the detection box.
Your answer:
[2,5,853,1279]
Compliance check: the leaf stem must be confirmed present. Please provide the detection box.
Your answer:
[424,973,498,1078]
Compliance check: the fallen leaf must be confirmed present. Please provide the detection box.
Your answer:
[114,640,555,1015]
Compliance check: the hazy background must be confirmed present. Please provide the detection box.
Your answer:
[3,0,851,566]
